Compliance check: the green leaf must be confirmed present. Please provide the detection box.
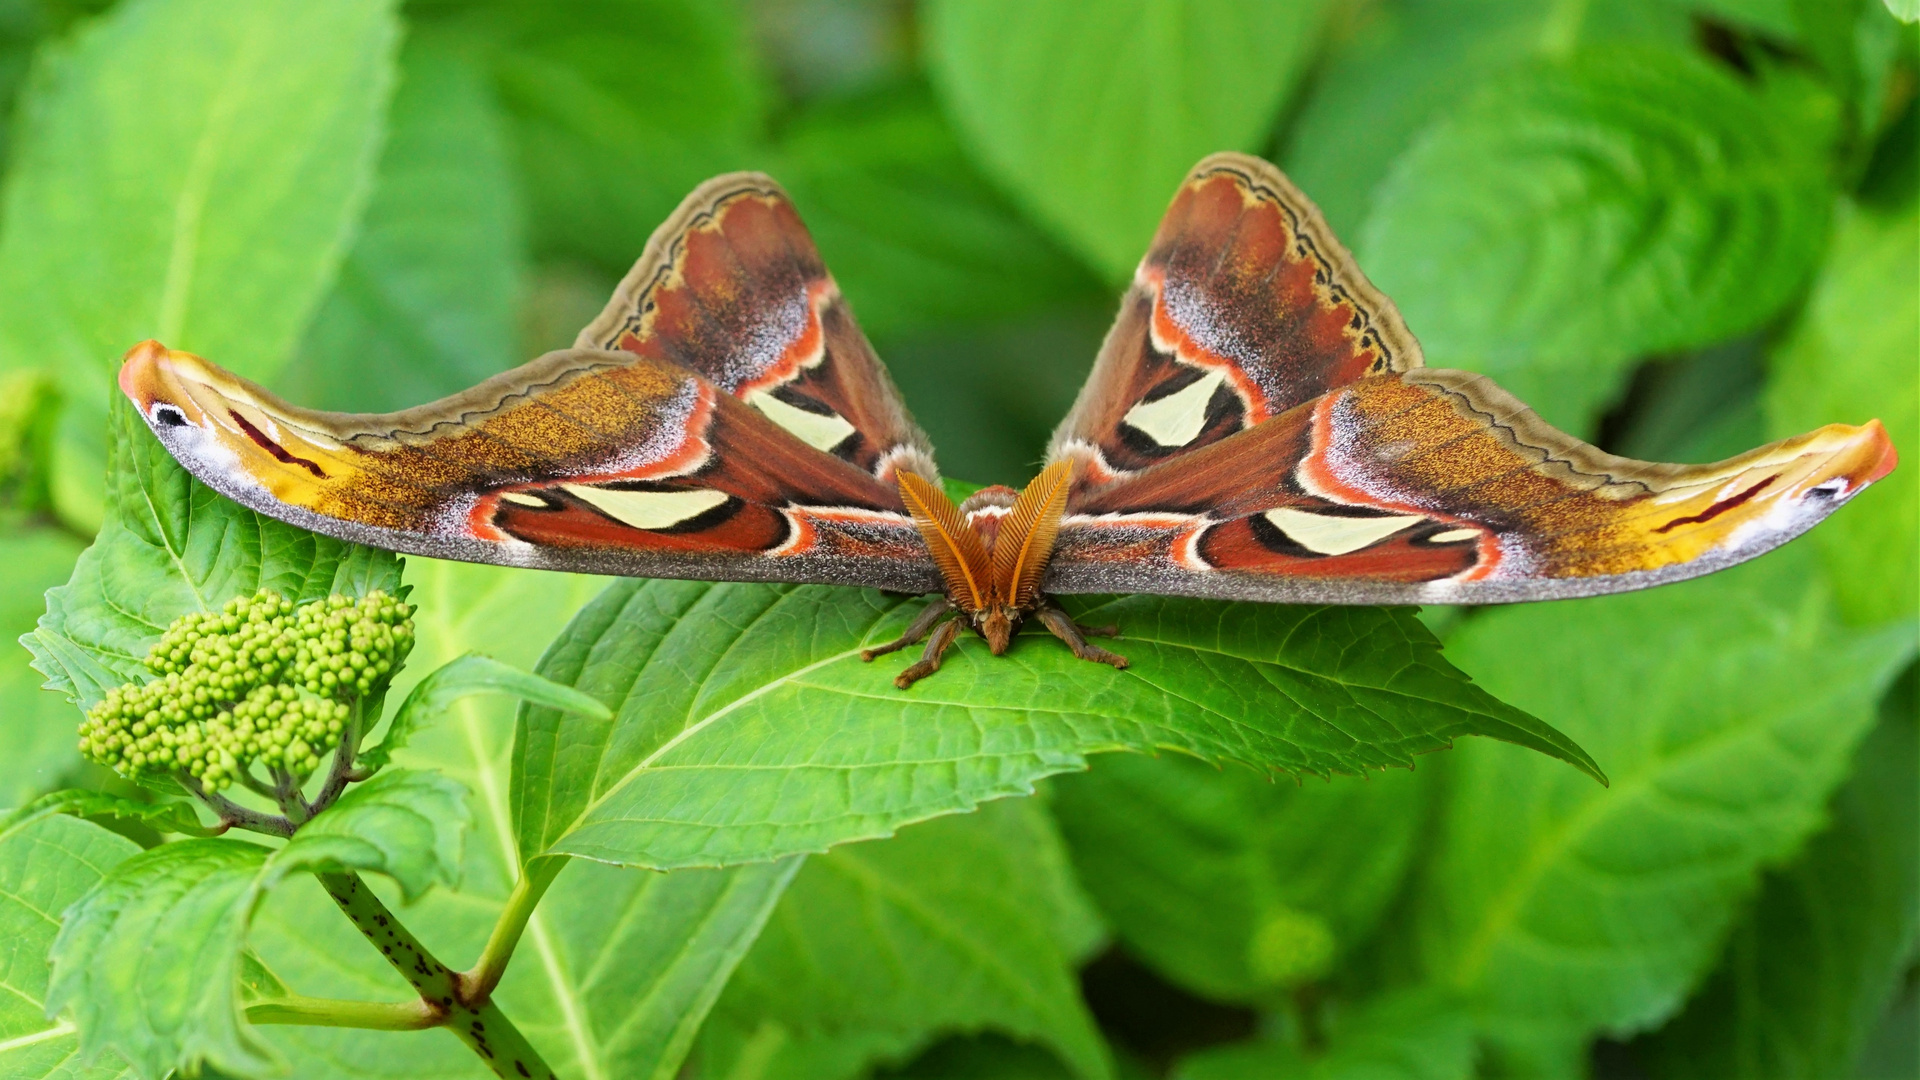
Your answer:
[290,768,470,902]
[0,0,399,527]
[358,652,610,774]
[280,28,525,413]
[23,398,404,713]
[48,767,468,1078]
[924,0,1332,280]
[49,838,283,1079]
[1888,0,1919,22]
[1359,46,1835,431]
[774,81,1102,343]
[1765,201,1918,625]
[1281,0,1692,238]
[246,559,799,1080]
[1416,550,1916,1042]
[0,811,139,1080]
[1642,671,1920,1079]
[698,798,1109,1080]
[449,0,766,270]
[0,528,86,804]
[9,788,217,838]
[513,581,1597,872]
[1049,752,1428,1003]
[1174,988,1473,1080]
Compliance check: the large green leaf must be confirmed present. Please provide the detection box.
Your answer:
[1281,0,1692,238]
[775,81,1103,343]
[1765,201,1917,626]
[447,0,766,271]
[0,811,139,1080]
[248,559,799,1080]
[696,798,1108,1080]
[23,399,403,714]
[1642,674,1919,1079]
[281,28,524,413]
[924,0,1331,280]
[0,528,86,803]
[513,581,1595,872]
[1049,752,1428,1003]
[1173,989,1472,1080]
[46,769,466,1079]
[0,0,398,528]
[1416,550,1916,1045]
[1359,46,1834,431]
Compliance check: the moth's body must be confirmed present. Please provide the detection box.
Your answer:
[117,152,1896,689]
[864,470,1127,687]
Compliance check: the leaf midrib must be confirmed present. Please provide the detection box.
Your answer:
[0,1019,75,1055]
[555,601,1521,845]
[1446,684,1843,986]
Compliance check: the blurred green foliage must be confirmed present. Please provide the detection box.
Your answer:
[0,1,1913,1079]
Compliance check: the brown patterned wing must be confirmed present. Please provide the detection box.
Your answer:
[118,341,941,593]
[1046,370,1896,605]
[1048,152,1421,493]
[576,171,940,485]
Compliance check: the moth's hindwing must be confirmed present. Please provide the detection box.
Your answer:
[1048,151,1421,493]
[1048,370,1895,605]
[576,171,940,486]
[119,341,941,593]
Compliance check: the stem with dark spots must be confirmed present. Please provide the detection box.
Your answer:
[317,870,557,1080]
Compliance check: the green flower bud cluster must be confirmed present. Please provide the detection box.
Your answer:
[78,590,414,789]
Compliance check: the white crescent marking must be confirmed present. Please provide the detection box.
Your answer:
[1263,507,1426,556]
[563,486,729,530]
[747,389,857,452]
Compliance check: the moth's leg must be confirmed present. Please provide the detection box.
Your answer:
[893,617,965,689]
[1076,621,1120,638]
[862,597,955,661]
[1036,602,1129,670]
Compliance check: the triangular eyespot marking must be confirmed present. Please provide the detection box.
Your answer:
[1122,368,1229,449]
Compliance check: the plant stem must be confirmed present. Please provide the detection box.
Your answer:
[179,774,292,837]
[318,870,557,1080]
[308,699,364,817]
[247,995,440,1030]
[464,856,565,1001]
